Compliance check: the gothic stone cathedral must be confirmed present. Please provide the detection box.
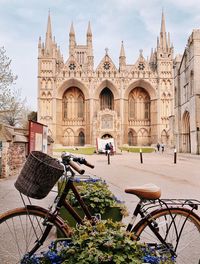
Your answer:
[38,12,174,148]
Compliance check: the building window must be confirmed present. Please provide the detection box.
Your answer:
[78,131,85,146]
[63,87,85,120]
[100,88,114,110]
[129,97,136,119]
[77,95,84,118]
[128,87,150,121]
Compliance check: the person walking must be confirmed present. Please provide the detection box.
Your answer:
[156,143,160,152]
[161,143,164,153]
[105,143,110,156]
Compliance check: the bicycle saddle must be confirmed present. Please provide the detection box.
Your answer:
[125,183,161,200]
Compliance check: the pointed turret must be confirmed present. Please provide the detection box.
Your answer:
[119,41,126,71]
[86,21,93,70]
[45,11,53,54]
[87,21,93,50]
[38,36,42,57]
[159,10,167,51]
[38,36,42,49]
[70,22,75,36]
[120,41,125,58]
[69,22,76,56]
[87,21,92,36]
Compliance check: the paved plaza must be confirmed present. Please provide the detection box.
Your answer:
[1,150,200,217]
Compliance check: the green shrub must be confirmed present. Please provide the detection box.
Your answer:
[26,220,175,264]
[67,181,128,216]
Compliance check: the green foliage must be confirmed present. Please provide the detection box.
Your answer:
[53,147,96,155]
[67,181,128,216]
[120,147,155,153]
[61,220,144,264]
[28,220,175,264]
[57,220,144,264]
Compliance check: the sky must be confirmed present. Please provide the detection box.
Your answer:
[1,0,200,110]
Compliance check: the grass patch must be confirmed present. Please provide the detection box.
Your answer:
[53,147,96,155]
[120,147,155,153]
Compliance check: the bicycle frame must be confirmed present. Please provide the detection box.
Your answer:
[23,166,95,257]
[126,198,200,257]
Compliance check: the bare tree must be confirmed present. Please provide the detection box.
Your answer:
[1,89,27,126]
[0,46,29,127]
[0,47,17,110]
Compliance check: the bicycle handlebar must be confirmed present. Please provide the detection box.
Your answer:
[68,160,85,175]
[61,152,95,174]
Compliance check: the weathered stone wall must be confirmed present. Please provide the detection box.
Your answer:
[1,142,26,178]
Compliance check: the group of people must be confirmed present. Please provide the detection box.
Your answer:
[156,143,165,153]
[105,142,114,155]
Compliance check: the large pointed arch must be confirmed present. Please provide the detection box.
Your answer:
[124,80,156,100]
[57,78,89,99]
[94,79,119,100]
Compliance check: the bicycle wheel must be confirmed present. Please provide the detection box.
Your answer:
[133,207,200,264]
[0,206,70,264]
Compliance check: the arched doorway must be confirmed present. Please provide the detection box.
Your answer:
[101,134,113,139]
[128,129,137,146]
[100,88,114,110]
[182,111,191,153]
[78,131,85,146]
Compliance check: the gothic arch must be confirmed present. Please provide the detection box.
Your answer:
[63,128,75,146]
[128,87,150,120]
[137,128,150,146]
[57,78,89,99]
[63,87,85,120]
[77,130,85,146]
[161,129,169,145]
[94,79,119,99]
[124,80,156,100]
[100,88,114,110]
[128,129,137,146]
[182,111,191,153]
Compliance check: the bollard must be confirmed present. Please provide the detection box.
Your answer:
[140,148,143,164]
[174,148,177,164]
[108,152,110,165]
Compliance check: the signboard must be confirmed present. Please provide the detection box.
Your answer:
[29,121,48,154]
[96,138,115,153]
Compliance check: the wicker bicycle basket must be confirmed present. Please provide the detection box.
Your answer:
[15,151,64,199]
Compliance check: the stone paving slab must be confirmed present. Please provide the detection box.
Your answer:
[1,151,199,218]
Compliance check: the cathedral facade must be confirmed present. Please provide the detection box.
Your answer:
[37,13,174,148]
[174,30,200,154]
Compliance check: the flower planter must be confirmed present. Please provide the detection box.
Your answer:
[59,205,123,228]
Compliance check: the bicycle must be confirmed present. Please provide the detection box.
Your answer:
[0,151,200,264]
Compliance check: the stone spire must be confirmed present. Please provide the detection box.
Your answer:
[119,41,126,71]
[120,41,126,57]
[69,22,76,56]
[159,10,167,51]
[45,11,53,54]
[70,22,75,36]
[87,21,92,36]
[87,22,94,70]
[87,21,93,50]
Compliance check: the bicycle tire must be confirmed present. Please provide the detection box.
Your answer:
[0,206,70,264]
[133,207,200,264]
